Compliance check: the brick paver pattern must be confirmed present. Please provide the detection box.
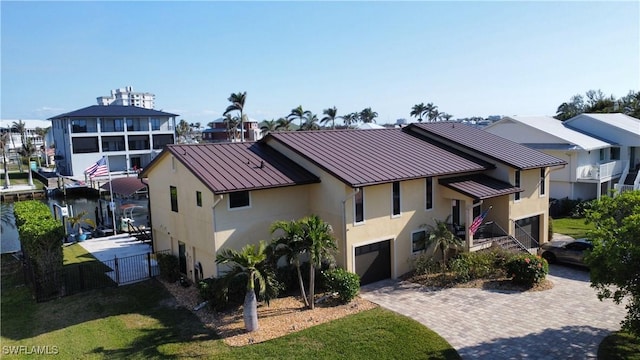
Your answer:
[361,265,626,359]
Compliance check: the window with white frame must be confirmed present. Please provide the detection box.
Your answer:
[411,229,427,254]
[514,170,521,201]
[354,188,364,223]
[392,181,400,217]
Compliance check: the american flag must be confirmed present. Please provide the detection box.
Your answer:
[469,207,491,235]
[85,157,109,178]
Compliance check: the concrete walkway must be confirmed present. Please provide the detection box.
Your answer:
[361,265,626,359]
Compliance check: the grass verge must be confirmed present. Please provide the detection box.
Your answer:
[598,331,640,360]
[1,254,459,359]
[552,217,594,239]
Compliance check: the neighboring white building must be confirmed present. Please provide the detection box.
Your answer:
[97,86,155,109]
[49,105,178,179]
[0,119,54,165]
[485,114,639,200]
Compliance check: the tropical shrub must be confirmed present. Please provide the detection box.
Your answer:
[505,254,549,287]
[548,217,554,240]
[322,268,360,303]
[198,276,245,311]
[449,252,497,282]
[413,254,441,275]
[156,253,180,282]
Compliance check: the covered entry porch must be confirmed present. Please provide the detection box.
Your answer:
[439,174,540,253]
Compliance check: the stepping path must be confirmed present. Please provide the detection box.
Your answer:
[361,265,626,359]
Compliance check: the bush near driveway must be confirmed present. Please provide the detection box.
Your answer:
[505,254,549,287]
[322,268,360,303]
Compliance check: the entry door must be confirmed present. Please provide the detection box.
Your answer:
[178,241,187,274]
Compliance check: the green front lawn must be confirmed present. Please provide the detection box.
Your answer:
[552,217,594,239]
[1,255,459,359]
[63,243,101,265]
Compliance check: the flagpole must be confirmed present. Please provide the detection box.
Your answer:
[106,155,117,235]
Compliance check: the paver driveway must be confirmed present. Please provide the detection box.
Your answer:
[361,265,626,359]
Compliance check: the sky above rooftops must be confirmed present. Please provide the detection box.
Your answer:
[1,1,638,125]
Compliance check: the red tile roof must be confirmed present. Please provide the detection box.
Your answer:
[439,174,522,200]
[266,128,489,187]
[155,142,320,194]
[410,122,567,170]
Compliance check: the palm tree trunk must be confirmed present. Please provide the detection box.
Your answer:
[27,163,34,187]
[308,264,315,310]
[295,262,309,307]
[244,290,259,332]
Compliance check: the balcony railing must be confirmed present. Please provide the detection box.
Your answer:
[577,160,626,181]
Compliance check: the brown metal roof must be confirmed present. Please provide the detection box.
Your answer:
[266,128,489,187]
[158,142,319,194]
[439,174,523,200]
[410,122,567,170]
[100,177,146,197]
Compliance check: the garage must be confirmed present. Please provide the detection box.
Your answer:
[355,240,391,285]
[515,215,540,243]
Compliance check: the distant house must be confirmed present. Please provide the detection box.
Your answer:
[485,114,640,199]
[0,119,53,165]
[141,123,565,285]
[201,117,262,143]
[49,105,178,179]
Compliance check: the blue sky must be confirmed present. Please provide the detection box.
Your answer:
[2,1,638,125]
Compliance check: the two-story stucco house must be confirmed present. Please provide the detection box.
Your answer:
[140,123,565,285]
[49,105,178,179]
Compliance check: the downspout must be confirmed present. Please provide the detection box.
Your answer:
[212,194,224,276]
[341,188,360,271]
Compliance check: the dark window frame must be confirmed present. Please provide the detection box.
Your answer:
[354,188,364,223]
[170,186,178,212]
[392,181,400,216]
[540,168,546,196]
[229,191,250,209]
[411,229,427,254]
[196,191,202,207]
[514,170,521,201]
[426,177,433,210]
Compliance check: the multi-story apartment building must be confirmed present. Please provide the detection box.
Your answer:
[97,86,155,109]
[49,105,178,179]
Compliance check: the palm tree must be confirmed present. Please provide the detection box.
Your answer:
[300,112,320,131]
[342,112,358,128]
[224,92,247,142]
[321,106,341,130]
[275,117,294,131]
[67,211,96,239]
[422,216,463,274]
[175,119,191,143]
[359,108,378,123]
[410,103,428,122]
[288,105,311,129]
[424,103,438,122]
[1,131,11,189]
[34,126,50,166]
[299,215,337,309]
[20,139,37,186]
[223,114,241,141]
[440,113,454,121]
[216,241,275,332]
[270,220,310,308]
[11,120,25,172]
[431,109,441,122]
[260,119,278,135]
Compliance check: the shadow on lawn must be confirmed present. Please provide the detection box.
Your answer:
[457,325,612,359]
[2,263,219,358]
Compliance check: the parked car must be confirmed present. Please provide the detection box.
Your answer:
[538,239,593,266]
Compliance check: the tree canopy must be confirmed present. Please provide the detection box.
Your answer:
[555,89,640,120]
[584,190,640,336]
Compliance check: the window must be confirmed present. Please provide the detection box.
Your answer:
[540,168,546,196]
[426,177,433,210]
[514,170,521,201]
[102,136,126,151]
[196,191,202,207]
[151,118,161,131]
[229,191,250,209]
[126,118,149,131]
[392,182,400,216]
[411,230,427,254]
[611,147,621,160]
[72,137,99,153]
[72,119,88,133]
[599,149,606,161]
[153,134,174,149]
[128,135,150,150]
[170,186,178,212]
[354,188,364,223]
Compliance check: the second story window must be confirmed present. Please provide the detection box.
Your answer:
[611,147,621,160]
[600,148,606,161]
[229,191,250,209]
[514,170,521,201]
[392,182,400,217]
[151,118,161,131]
[426,177,433,210]
[540,168,546,196]
[354,188,364,224]
[196,191,202,207]
[170,186,178,212]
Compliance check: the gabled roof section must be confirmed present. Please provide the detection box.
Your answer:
[48,105,178,119]
[439,174,522,200]
[409,122,567,170]
[488,116,612,151]
[565,113,640,137]
[265,128,489,187]
[142,142,319,194]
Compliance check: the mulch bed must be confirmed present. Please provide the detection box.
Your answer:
[403,271,554,292]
